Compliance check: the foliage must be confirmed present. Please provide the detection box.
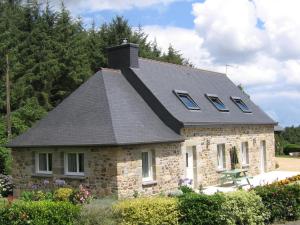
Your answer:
[0,200,81,225]
[254,183,300,223]
[75,197,119,225]
[272,174,300,186]
[282,126,300,145]
[275,133,288,156]
[70,185,92,204]
[54,188,73,202]
[283,143,300,155]
[0,174,13,197]
[179,185,194,194]
[114,196,180,225]
[221,190,270,225]
[229,146,239,169]
[21,190,53,201]
[178,192,226,225]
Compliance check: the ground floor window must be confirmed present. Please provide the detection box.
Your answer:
[64,153,84,175]
[142,150,153,181]
[217,144,226,170]
[241,142,249,165]
[35,153,52,174]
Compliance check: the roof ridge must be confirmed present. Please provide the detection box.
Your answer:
[139,57,225,76]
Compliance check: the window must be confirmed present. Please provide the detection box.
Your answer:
[173,90,200,110]
[35,153,52,174]
[231,97,251,113]
[217,144,226,170]
[241,142,249,165]
[205,94,229,111]
[64,153,84,176]
[142,151,153,181]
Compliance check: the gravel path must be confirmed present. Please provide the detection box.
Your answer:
[275,157,300,172]
[273,221,300,225]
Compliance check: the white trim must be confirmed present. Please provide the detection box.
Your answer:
[217,144,226,170]
[64,152,85,176]
[241,141,249,166]
[35,152,52,174]
[142,150,153,182]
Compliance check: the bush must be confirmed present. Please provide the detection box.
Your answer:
[0,174,13,197]
[179,185,194,194]
[114,197,180,225]
[178,193,226,225]
[0,200,81,225]
[254,184,300,223]
[75,197,119,225]
[222,190,270,225]
[283,144,300,155]
[70,185,92,204]
[54,188,73,201]
[21,190,53,201]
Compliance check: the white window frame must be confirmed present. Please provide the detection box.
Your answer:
[64,153,85,176]
[35,152,52,174]
[241,142,250,166]
[142,150,153,182]
[217,144,226,170]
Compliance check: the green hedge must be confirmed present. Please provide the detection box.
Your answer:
[254,183,300,223]
[113,197,180,225]
[283,144,300,155]
[179,192,226,225]
[0,200,81,225]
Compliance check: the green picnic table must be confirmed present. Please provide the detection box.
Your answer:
[219,169,253,187]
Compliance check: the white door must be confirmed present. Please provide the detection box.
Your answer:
[186,147,194,180]
[260,141,267,173]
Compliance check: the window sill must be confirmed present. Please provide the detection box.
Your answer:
[31,173,53,178]
[142,180,157,186]
[242,164,250,168]
[216,168,226,173]
[59,175,86,180]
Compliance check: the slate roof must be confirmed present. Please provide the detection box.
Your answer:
[8,69,183,147]
[128,58,276,130]
[8,56,276,148]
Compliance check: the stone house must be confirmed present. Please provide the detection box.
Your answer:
[8,43,276,199]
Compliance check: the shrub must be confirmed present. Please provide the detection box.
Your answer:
[222,190,270,225]
[0,200,81,225]
[75,197,119,225]
[254,183,300,223]
[21,190,53,201]
[0,174,13,197]
[178,193,226,225]
[179,185,194,194]
[114,196,180,225]
[283,144,300,155]
[54,188,73,201]
[71,185,92,204]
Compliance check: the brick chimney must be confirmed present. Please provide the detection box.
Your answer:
[107,42,139,69]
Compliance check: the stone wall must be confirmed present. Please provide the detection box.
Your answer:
[181,125,275,187]
[12,143,184,199]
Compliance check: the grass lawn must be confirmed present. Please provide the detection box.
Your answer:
[275,156,300,172]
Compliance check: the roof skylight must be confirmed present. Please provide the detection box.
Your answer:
[231,96,251,113]
[205,94,229,112]
[173,90,200,110]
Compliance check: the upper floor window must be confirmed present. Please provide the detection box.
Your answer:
[241,142,249,165]
[231,97,251,113]
[205,94,229,112]
[142,150,153,182]
[64,153,84,176]
[173,90,200,110]
[35,152,52,174]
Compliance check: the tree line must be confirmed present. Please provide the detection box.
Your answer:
[0,0,191,174]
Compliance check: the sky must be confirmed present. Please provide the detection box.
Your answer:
[48,0,300,127]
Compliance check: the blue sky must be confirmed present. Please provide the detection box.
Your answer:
[59,0,300,127]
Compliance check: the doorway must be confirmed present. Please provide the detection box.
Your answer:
[260,140,267,173]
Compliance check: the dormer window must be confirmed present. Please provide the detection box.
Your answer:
[231,96,251,113]
[173,90,200,110]
[205,94,229,112]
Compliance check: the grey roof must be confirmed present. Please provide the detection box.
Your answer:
[8,69,183,148]
[129,58,276,129]
[274,125,284,132]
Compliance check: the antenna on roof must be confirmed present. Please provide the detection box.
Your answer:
[122,38,128,44]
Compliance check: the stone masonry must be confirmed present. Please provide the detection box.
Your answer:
[12,125,275,198]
